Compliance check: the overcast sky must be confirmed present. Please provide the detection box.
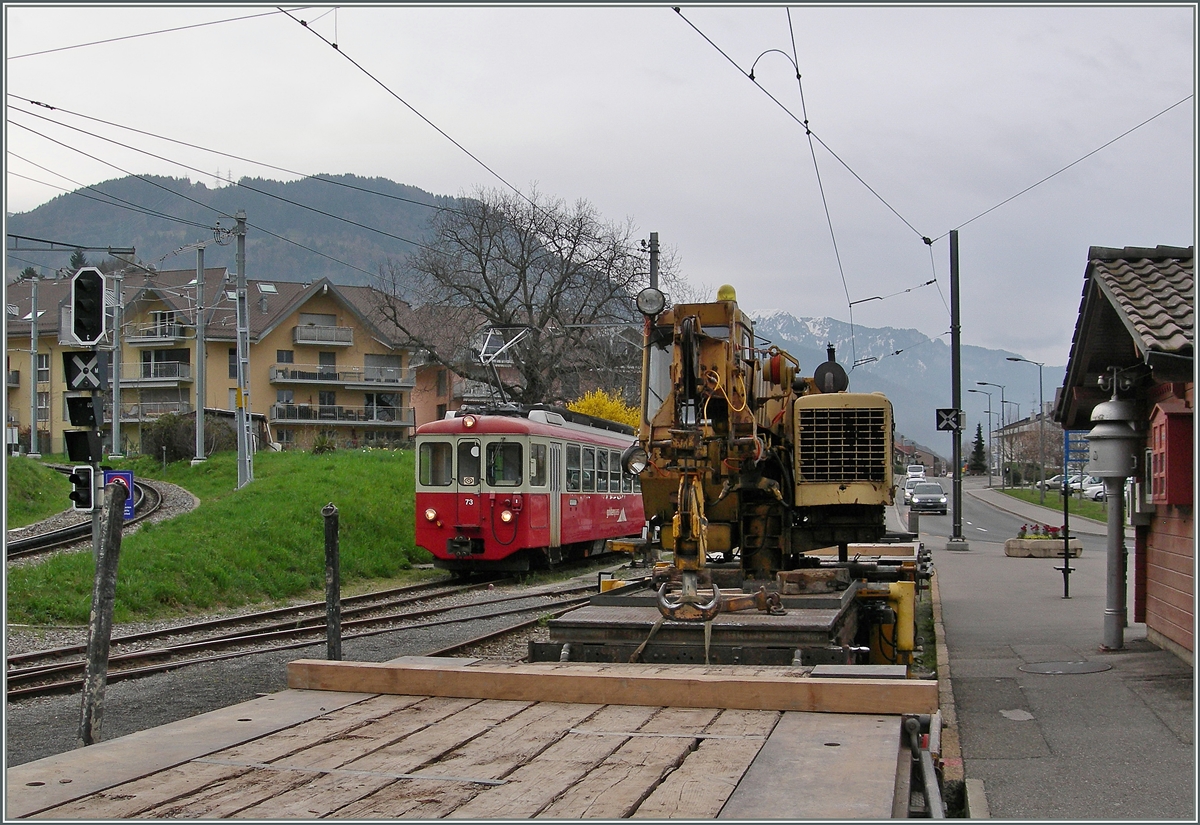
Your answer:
[5,4,1196,367]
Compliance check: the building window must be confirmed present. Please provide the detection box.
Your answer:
[228,348,237,379]
[436,369,448,397]
[36,353,49,384]
[277,389,294,404]
[277,428,294,446]
[436,403,448,420]
[277,350,294,364]
[319,391,337,407]
[37,392,49,421]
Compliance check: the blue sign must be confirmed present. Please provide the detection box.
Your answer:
[1064,431,1089,473]
[103,470,135,520]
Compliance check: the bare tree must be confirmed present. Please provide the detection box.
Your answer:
[372,187,682,405]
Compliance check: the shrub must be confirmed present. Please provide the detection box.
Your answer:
[568,388,639,428]
[141,414,236,463]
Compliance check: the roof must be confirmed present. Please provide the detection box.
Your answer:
[1055,245,1194,429]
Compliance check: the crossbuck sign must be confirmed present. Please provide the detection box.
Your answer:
[63,351,107,391]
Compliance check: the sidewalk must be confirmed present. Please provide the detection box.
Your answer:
[931,476,1194,819]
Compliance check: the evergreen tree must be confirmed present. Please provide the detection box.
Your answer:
[20,266,37,281]
[69,249,88,271]
[969,423,988,474]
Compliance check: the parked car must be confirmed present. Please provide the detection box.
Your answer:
[903,477,924,504]
[909,482,948,515]
[1084,482,1106,501]
[1038,474,1065,490]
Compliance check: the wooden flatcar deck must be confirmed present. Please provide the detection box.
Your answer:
[8,658,936,820]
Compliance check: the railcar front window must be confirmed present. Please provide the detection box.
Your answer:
[566,444,582,492]
[419,441,453,486]
[458,440,480,486]
[486,442,522,487]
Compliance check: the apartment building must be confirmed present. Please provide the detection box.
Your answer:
[5,267,415,456]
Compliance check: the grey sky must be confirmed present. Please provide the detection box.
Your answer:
[5,4,1195,367]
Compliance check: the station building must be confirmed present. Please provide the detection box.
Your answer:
[5,267,418,456]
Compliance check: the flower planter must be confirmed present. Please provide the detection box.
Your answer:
[1004,538,1082,558]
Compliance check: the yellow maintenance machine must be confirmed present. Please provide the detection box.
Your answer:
[609,284,929,669]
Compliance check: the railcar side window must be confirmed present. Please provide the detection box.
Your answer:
[596,449,608,492]
[419,441,453,486]
[486,442,522,487]
[582,447,596,492]
[530,443,547,487]
[458,440,480,486]
[610,450,622,492]
[566,444,582,491]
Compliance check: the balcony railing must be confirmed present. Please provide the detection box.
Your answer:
[7,370,18,388]
[268,404,415,427]
[293,325,353,346]
[119,401,194,420]
[269,364,414,387]
[120,362,193,381]
[453,378,499,402]
[125,322,188,344]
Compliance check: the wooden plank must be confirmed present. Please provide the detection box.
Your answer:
[328,700,602,819]
[630,708,780,819]
[222,698,534,819]
[287,659,938,715]
[718,712,901,819]
[446,704,661,819]
[537,707,722,819]
[6,688,373,820]
[138,695,484,819]
[30,693,425,820]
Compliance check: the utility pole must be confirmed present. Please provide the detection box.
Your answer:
[649,231,659,290]
[946,230,968,551]
[108,268,124,459]
[234,211,254,488]
[28,273,40,458]
[193,246,207,466]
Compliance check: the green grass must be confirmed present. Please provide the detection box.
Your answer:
[5,455,72,528]
[6,448,431,626]
[1000,487,1110,523]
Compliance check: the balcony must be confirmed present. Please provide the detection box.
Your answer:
[453,378,499,403]
[118,362,193,388]
[293,325,353,346]
[7,370,18,388]
[268,404,415,428]
[125,322,189,346]
[269,364,414,389]
[119,401,194,422]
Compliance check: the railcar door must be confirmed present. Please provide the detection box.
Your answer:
[549,442,562,549]
[456,439,482,526]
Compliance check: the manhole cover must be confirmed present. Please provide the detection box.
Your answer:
[1019,661,1112,675]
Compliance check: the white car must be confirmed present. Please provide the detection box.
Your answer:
[903,477,924,504]
[1084,483,1106,501]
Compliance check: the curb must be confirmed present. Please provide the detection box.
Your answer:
[963,486,1133,539]
[931,566,988,817]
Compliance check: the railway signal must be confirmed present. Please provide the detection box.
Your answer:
[68,465,95,512]
[70,267,107,346]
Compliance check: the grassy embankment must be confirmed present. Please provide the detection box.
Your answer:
[1000,487,1109,523]
[6,449,431,626]
[5,457,73,528]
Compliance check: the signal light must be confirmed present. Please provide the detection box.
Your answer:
[68,465,95,512]
[70,267,107,346]
[499,509,514,523]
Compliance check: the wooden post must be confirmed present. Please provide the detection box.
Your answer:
[323,502,342,660]
[78,481,128,747]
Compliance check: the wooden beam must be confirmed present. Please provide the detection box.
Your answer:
[286,660,938,716]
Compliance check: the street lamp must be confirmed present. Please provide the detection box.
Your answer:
[977,381,1006,489]
[1008,356,1046,504]
[967,388,994,488]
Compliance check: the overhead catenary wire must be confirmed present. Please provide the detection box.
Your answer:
[8,103,435,252]
[277,6,538,213]
[8,94,468,218]
[6,8,303,60]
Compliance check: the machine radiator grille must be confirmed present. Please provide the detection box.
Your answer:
[797,407,888,483]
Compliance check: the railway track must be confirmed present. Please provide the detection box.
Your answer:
[6,476,164,560]
[6,577,605,701]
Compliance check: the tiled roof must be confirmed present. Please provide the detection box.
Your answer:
[1089,246,1193,355]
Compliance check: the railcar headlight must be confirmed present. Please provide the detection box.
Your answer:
[620,443,649,475]
[463,414,477,428]
[424,508,438,522]
[500,509,514,523]
[636,287,666,318]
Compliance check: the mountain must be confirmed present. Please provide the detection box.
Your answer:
[750,311,1065,458]
[6,173,453,285]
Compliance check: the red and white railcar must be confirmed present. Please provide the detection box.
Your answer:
[415,405,646,573]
